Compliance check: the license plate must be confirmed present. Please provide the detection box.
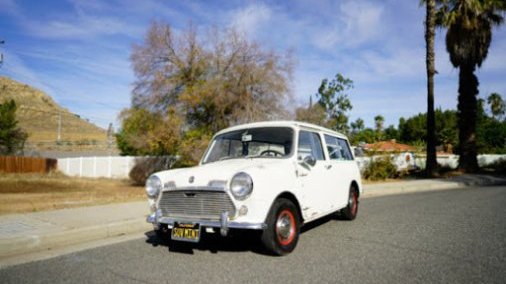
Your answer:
[171,222,201,242]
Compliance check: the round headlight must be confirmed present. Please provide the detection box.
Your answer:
[230,172,253,200]
[146,175,162,198]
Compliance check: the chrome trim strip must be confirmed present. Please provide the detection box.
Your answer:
[147,214,266,230]
[165,186,226,192]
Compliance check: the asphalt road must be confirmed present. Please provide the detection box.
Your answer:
[1,186,505,283]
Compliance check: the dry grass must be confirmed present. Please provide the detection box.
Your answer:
[0,76,109,147]
[0,172,145,215]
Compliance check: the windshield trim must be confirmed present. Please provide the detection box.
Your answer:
[200,126,297,165]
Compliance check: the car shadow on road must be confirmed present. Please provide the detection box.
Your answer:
[144,214,345,256]
[145,229,270,256]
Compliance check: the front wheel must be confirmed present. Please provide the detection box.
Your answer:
[261,198,300,256]
[340,185,359,220]
[154,224,171,242]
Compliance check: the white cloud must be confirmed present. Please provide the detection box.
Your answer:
[24,13,141,39]
[340,1,384,47]
[311,0,384,51]
[6,0,143,39]
[230,3,272,36]
[1,50,55,96]
[0,0,19,16]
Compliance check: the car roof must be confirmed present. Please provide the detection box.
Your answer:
[213,120,348,139]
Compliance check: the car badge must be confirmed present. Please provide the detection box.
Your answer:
[189,176,194,183]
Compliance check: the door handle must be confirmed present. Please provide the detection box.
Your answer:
[325,164,332,170]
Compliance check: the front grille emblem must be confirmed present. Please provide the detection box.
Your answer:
[189,176,195,183]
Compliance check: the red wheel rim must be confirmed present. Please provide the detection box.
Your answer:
[351,191,358,216]
[276,209,296,246]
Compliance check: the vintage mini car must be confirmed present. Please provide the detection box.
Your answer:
[146,121,362,255]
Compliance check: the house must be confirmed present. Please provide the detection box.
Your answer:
[363,139,416,152]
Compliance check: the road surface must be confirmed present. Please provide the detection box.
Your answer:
[1,186,505,283]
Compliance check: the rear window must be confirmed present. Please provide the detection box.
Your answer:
[324,135,353,161]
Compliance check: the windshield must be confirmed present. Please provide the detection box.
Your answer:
[202,127,294,164]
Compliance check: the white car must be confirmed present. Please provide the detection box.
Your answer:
[146,121,362,255]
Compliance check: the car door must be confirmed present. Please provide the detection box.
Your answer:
[324,134,355,209]
[296,130,333,219]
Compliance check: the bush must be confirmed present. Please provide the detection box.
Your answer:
[482,158,506,175]
[363,157,398,181]
[129,156,178,186]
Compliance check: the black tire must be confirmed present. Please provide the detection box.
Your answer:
[340,185,359,220]
[261,198,301,256]
[154,225,171,242]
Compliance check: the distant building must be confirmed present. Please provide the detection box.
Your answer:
[363,139,415,152]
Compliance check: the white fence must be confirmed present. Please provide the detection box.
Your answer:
[356,153,505,172]
[414,154,506,170]
[58,156,138,179]
[58,154,506,179]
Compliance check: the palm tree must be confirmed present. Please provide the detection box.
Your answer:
[374,115,384,133]
[436,0,505,172]
[355,118,365,131]
[424,0,438,176]
[487,92,505,120]
[350,118,365,133]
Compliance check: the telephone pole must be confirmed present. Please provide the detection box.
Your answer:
[57,111,62,142]
[0,39,5,68]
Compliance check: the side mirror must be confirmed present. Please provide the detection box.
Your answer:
[303,155,316,167]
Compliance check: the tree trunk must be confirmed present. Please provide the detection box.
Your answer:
[425,0,437,177]
[457,64,479,172]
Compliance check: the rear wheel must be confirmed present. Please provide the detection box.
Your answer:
[261,198,300,256]
[340,185,359,220]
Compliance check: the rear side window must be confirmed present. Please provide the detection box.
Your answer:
[324,135,354,161]
[298,131,325,161]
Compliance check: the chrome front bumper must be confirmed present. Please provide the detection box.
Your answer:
[146,211,266,237]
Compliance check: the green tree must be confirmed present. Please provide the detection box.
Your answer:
[295,96,327,126]
[423,0,438,176]
[398,109,458,150]
[351,128,377,144]
[350,118,365,133]
[374,115,385,133]
[384,125,400,141]
[476,98,506,154]
[315,73,353,133]
[0,99,28,155]
[116,107,183,156]
[487,92,505,120]
[436,0,505,172]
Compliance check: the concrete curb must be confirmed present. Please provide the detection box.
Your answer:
[0,218,151,259]
[362,181,463,198]
[362,175,506,198]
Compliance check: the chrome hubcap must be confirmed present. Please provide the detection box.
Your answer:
[276,214,292,240]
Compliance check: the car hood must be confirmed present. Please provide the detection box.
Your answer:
[154,158,292,188]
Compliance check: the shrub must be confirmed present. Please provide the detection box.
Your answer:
[482,158,506,175]
[363,156,398,181]
[129,156,178,186]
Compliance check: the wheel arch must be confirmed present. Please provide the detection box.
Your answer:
[270,191,304,224]
[350,180,360,197]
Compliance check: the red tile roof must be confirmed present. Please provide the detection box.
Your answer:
[363,140,415,152]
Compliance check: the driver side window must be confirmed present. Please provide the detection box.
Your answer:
[297,131,325,161]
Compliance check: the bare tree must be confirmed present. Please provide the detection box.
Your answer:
[121,21,294,163]
[130,22,294,133]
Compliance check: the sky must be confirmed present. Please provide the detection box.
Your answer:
[0,0,505,130]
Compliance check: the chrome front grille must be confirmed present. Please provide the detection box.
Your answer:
[158,189,236,221]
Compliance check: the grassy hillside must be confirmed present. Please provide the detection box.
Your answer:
[0,76,110,152]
